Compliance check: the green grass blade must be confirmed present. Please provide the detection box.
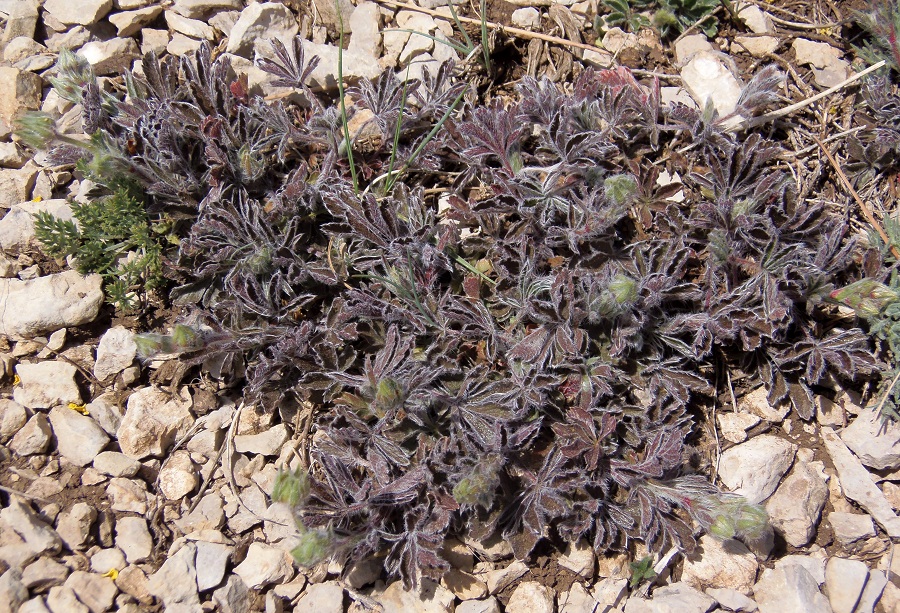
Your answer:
[336,0,359,193]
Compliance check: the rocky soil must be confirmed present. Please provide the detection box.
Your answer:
[0,0,898,612]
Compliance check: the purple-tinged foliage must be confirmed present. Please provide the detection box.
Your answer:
[35,38,880,588]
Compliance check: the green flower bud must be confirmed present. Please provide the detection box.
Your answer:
[374,377,404,416]
[831,278,898,318]
[291,527,333,567]
[609,274,638,305]
[271,469,310,507]
[14,112,58,150]
[604,174,638,207]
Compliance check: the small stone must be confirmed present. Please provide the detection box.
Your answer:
[93,327,137,382]
[18,598,51,613]
[0,569,28,613]
[765,453,828,547]
[158,451,199,500]
[558,539,595,577]
[233,542,294,589]
[93,452,141,478]
[300,41,384,90]
[345,557,383,588]
[165,10,216,39]
[822,427,900,537]
[347,2,382,58]
[511,7,541,28]
[77,38,140,76]
[828,511,875,548]
[442,538,474,572]
[559,581,598,613]
[167,33,203,56]
[108,6,163,37]
[171,0,243,18]
[463,532,512,562]
[736,3,772,32]
[738,387,789,423]
[841,406,900,470]
[22,557,69,590]
[46,586,89,613]
[776,554,827,585]
[373,579,455,613]
[3,38,48,65]
[0,164,39,209]
[824,557,868,613]
[90,548,126,574]
[55,503,96,551]
[2,0,40,42]
[43,0,112,25]
[115,517,153,563]
[674,34,714,64]
[593,577,628,608]
[705,587,758,612]
[234,424,289,456]
[209,11,240,36]
[8,413,51,456]
[506,581,555,613]
[753,565,831,613]
[141,29,170,56]
[455,598,502,613]
[48,406,109,467]
[680,534,758,594]
[195,541,232,592]
[717,411,761,444]
[114,565,152,605]
[294,581,344,613]
[650,582,716,613]
[0,399,28,442]
[718,434,797,504]
[117,386,194,459]
[792,39,843,70]
[147,542,200,608]
[64,570,118,613]
[226,2,299,59]
[856,569,887,613]
[732,36,779,57]
[212,574,250,613]
[0,498,62,555]
[86,394,124,437]
[14,361,81,410]
[174,494,225,533]
[442,569,487,600]
[106,478,149,514]
[485,560,529,594]
[0,271,103,340]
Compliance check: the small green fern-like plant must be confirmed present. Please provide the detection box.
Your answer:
[855,0,900,76]
[600,0,651,33]
[652,0,720,37]
[34,184,170,310]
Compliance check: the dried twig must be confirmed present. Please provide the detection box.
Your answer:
[814,133,900,260]
[731,61,886,132]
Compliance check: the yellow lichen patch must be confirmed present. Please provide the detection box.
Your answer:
[101,569,118,580]
[68,403,89,415]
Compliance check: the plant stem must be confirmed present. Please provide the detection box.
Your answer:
[336,0,359,194]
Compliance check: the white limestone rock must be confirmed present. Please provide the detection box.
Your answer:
[753,565,831,613]
[717,411,761,444]
[0,68,42,126]
[650,582,716,613]
[765,450,828,547]
[717,434,797,504]
[347,2,382,58]
[48,406,109,467]
[115,517,152,563]
[93,326,137,382]
[0,271,102,340]
[0,399,27,442]
[171,0,243,18]
[117,386,194,459]
[674,34,714,64]
[158,450,199,500]
[44,0,112,26]
[824,557,868,613]
[512,7,541,29]
[680,534,758,594]
[147,542,200,609]
[54,503,95,552]
[372,578,455,613]
[108,5,163,37]
[293,581,344,613]
[506,581,555,613]
[0,499,62,555]
[233,542,294,589]
[165,11,216,40]
[225,2,299,59]
[0,199,74,252]
[828,511,876,547]
[78,38,140,75]
[840,406,900,470]
[13,361,81,409]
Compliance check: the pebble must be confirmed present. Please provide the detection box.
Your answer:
[856,569,887,613]
[14,361,81,410]
[442,568,488,600]
[0,271,103,340]
[680,535,758,593]
[753,565,831,613]
[93,451,141,478]
[593,577,628,608]
[840,406,900,470]
[2,0,39,42]
[148,542,200,608]
[9,413,52,456]
[46,585,89,613]
[212,574,250,613]
[345,557,383,588]
[233,542,294,589]
[455,598,502,613]
[21,557,69,590]
[512,7,541,29]
[294,581,344,613]
[86,394,124,437]
[650,582,716,612]
[115,517,153,563]
[705,587,758,612]
[716,411,761,444]
[78,38,141,76]
[824,557,868,613]
[107,5,163,37]
[93,327,137,382]
[822,427,900,536]
[194,540,232,592]
[18,598,52,613]
[765,450,828,547]
[90,548,127,574]
[674,34,713,65]
[48,406,109,467]
[347,2,382,58]
[0,398,28,443]
[165,11,216,40]
[174,494,225,533]
[558,581,597,613]
[117,386,194,459]
[717,434,797,503]
[558,539,595,577]
[776,554,827,585]
[158,450,199,499]
[0,498,62,556]
[506,581,555,613]
[0,199,74,252]
[43,0,112,25]
[233,423,290,456]
[373,579,455,613]
[64,570,118,613]
[485,559,529,593]
[0,164,39,209]
[55,503,96,552]
[829,511,876,546]
[106,478,149,514]
[225,2,299,58]
[0,569,28,613]
[114,565,152,605]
